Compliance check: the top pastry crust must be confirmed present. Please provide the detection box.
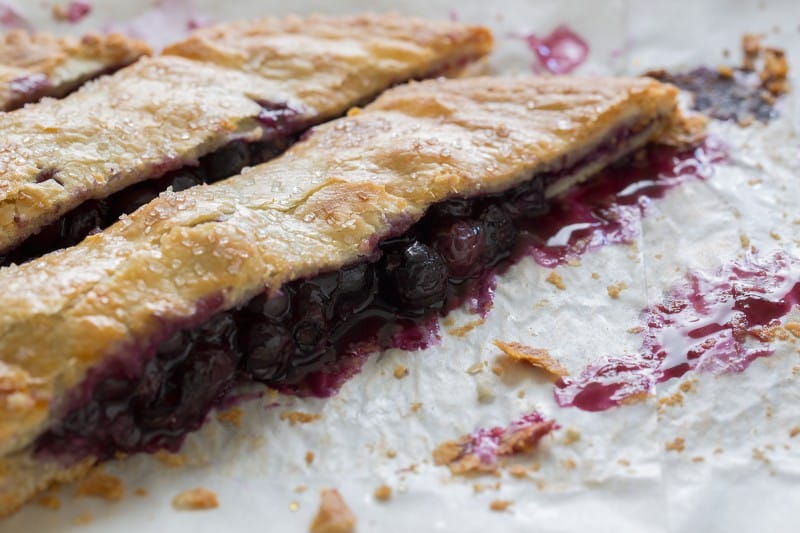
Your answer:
[0,75,689,515]
[0,30,151,111]
[0,14,492,255]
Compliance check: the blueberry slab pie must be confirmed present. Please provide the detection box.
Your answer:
[0,30,151,111]
[0,74,694,515]
[0,14,492,264]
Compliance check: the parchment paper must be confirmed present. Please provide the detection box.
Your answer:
[1,1,799,531]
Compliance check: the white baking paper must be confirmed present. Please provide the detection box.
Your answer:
[1,1,799,531]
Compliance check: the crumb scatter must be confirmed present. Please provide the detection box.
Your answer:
[310,489,357,533]
[172,488,219,511]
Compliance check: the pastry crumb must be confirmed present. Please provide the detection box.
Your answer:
[73,512,94,525]
[546,271,566,290]
[310,489,357,533]
[172,488,219,511]
[617,458,631,467]
[784,322,800,338]
[386,449,397,459]
[739,234,751,249]
[134,488,148,497]
[37,494,61,510]
[448,318,486,337]
[295,485,308,493]
[606,281,628,299]
[280,411,321,425]
[560,458,577,470]
[665,437,686,452]
[628,326,644,334]
[373,484,392,501]
[410,401,423,413]
[466,362,484,375]
[591,272,600,280]
[155,450,186,467]
[306,451,315,465]
[692,456,705,463]
[658,392,684,410]
[679,379,697,393]
[789,426,800,438]
[507,465,528,478]
[216,406,244,426]
[476,381,495,404]
[393,364,409,379]
[74,467,124,501]
[493,340,568,380]
[562,428,581,445]
[489,499,512,512]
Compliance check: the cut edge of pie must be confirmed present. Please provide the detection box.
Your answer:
[0,30,151,111]
[0,75,700,517]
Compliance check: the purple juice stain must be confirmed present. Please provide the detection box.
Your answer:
[555,250,800,412]
[0,3,30,30]
[523,25,589,74]
[60,1,92,23]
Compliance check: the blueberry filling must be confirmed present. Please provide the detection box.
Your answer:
[33,123,656,463]
[1,134,299,266]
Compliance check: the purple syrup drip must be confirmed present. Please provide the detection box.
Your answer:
[555,250,800,412]
[524,25,590,74]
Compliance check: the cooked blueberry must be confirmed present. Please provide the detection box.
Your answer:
[507,178,547,217]
[109,183,160,216]
[94,377,136,402]
[383,241,447,309]
[62,401,101,434]
[335,263,377,315]
[61,200,108,245]
[105,412,141,450]
[157,330,191,360]
[294,319,326,354]
[193,312,239,355]
[242,322,293,381]
[480,205,517,261]
[168,170,205,191]
[435,220,486,279]
[428,198,473,220]
[202,140,250,182]
[176,344,238,418]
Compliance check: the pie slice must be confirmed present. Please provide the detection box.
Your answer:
[0,30,150,111]
[0,14,492,264]
[0,75,694,515]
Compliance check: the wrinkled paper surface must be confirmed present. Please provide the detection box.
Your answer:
[1,0,800,531]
